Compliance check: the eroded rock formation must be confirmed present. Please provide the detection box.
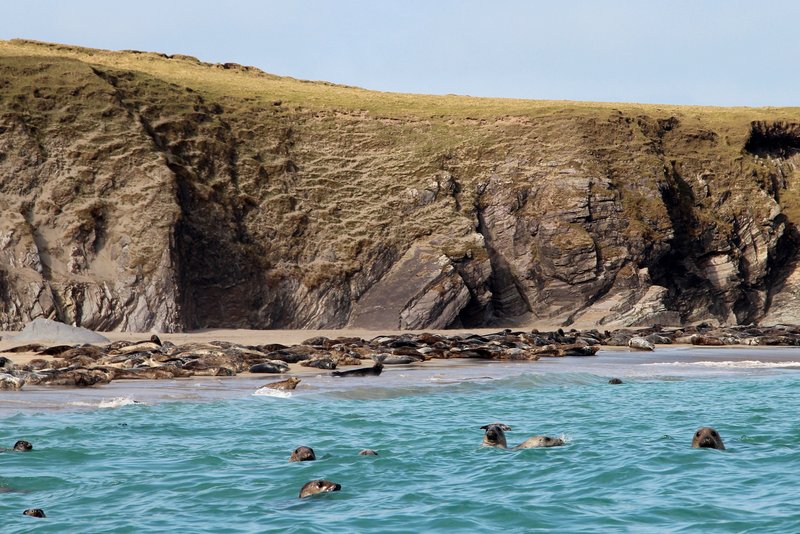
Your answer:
[1,40,800,331]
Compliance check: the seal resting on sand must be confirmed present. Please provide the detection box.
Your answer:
[331,363,383,377]
[480,423,565,449]
[289,446,316,462]
[692,427,725,450]
[299,479,341,498]
[23,508,46,518]
[260,377,300,390]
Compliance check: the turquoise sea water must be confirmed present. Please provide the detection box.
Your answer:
[2,347,800,532]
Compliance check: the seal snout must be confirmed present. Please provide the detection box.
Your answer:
[692,427,725,450]
[299,479,342,498]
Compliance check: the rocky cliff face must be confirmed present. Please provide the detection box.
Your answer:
[1,40,800,331]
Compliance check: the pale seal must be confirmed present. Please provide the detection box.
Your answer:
[260,377,300,390]
[358,449,378,456]
[480,423,564,449]
[692,427,725,450]
[289,446,316,462]
[299,479,341,498]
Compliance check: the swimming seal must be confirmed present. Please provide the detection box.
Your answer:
[692,427,725,450]
[358,449,378,456]
[331,364,383,377]
[260,377,301,390]
[480,423,565,449]
[299,479,341,498]
[23,508,46,518]
[608,378,623,384]
[0,440,32,452]
[289,446,316,462]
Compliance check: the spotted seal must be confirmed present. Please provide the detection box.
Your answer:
[289,446,316,462]
[299,479,341,498]
[480,423,564,449]
[692,427,725,450]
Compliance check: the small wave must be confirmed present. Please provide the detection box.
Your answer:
[68,397,141,409]
[642,360,800,369]
[252,388,292,398]
[428,376,494,384]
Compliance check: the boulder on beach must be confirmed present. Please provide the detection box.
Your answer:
[9,318,110,345]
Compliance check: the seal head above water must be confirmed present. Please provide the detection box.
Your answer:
[692,427,725,450]
[299,479,341,498]
[23,508,46,518]
[289,446,316,462]
[480,423,565,449]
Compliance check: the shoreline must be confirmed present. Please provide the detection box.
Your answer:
[2,325,800,391]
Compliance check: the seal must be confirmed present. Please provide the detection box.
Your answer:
[331,363,383,377]
[23,508,46,518]
[358,449,378,456]
[480,423,565,449]
[249,361,289,374]
[260,377,301,390]
[13,440,32,451]
[692,427,725,450]
[299,479,341,498]
[289,446,316,462]
[608,378,623,384]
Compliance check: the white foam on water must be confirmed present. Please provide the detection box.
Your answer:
[252,388,292,398]
[69,397,141,409]
[643,360,800,369]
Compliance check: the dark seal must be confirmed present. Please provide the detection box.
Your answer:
[23,508,46,518]
[299,479,341,498]
[692,427,725,450]
[331,363,383,377]
[480,423,565,449]
[608,378,623,385]
[0,440,32,452]
[289,446,316,462]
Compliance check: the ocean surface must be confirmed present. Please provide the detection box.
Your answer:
[2,347,800,532]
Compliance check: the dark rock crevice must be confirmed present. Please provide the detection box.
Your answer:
[471,194,531,323]
[745,121,800,158]
[649,166,719,322]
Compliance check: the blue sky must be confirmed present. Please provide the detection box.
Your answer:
[2,0,796,106]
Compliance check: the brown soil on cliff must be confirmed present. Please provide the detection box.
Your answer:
[2,39,800,331]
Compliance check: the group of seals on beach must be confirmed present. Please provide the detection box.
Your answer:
[4,322,800,390]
